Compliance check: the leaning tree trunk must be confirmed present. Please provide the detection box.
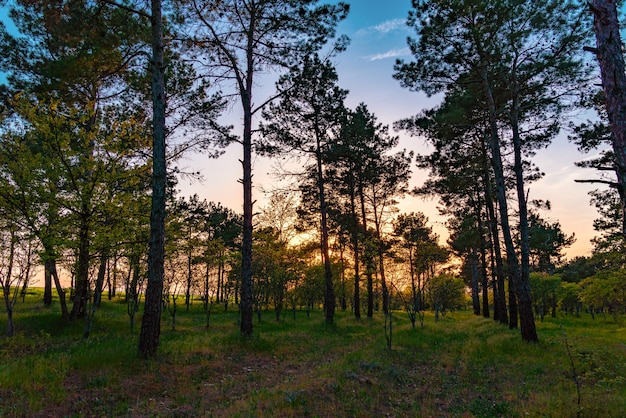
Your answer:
[589,0,626,237]
[139,0,166,358]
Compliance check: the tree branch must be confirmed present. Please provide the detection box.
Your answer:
[97,0,151,19]
[574,178,618,187]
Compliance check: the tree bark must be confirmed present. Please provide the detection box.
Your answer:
[589,0,626,236]
[239,91,254,337]
[44,262,52,306]
[350,190,361,319]
[316,141,335,324]
[481,67,522,332]
[357,180,375,318]
[510,109,538,342]
[470,249,481,315]
[139,0,166,357]
[70,212,91,320]
[479,224,490,319]
[482,140,508,324]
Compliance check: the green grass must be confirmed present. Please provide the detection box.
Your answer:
[1,292,625,417]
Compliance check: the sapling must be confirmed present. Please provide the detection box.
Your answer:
[561,325,582,417]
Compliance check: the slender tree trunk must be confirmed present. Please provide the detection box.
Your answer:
[483,171,508,325]
[409,247,418,328]
[470,249,481,315]
[2,231,15,336]
[315,144,335,324]
[589,0,626,236]
[508,272,519,328]
[107,257,112,300]
[358,182,374,318]
[48,258,69,322]
[350,190,361,319]
[217,257,222,303]
[479,225,490,319]
[94,250,108,308]
[70,212,91,320]
[139,0,166,357]
[44,261,52,306]
[238,17,257,336]
[240,97,254,336]
[510,113,538,342]
[128,254,141,333]
[371,203,389,314]
[186,235,192,311]
[480,65,522,333]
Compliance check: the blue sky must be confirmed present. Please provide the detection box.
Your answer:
[0,1,602,258]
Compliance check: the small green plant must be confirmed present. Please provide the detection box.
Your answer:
[561,325,582,417]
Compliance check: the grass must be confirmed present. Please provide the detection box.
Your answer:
[0,291,625,417]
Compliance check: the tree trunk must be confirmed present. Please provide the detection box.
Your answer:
[589,0,626,236]
[48,258,69,322]
[480,65,523,333]
[479,225,490,319]
[483,173,508,325]
[128,254,141,333]
[315,144,335,324]
[94,250,108,308]
[372,208,389,315]
[70,213,91,320]
[239,98,254,337]
[510,110,538,342]
[349,190,361,319]
[358,182,374,318]
[139,0,166,357]
[470,249,481,315]
[409,247,418,328]
[508,272,518,329]
[44,263,52,306]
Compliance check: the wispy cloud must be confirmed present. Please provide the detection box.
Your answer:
[356,18,407,36]
[364,47,411,61]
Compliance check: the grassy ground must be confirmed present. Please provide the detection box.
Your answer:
[0,292,625,417]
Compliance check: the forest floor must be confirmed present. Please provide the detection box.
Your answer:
[0,292,625,417]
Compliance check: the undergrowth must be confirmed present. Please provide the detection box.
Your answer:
[0,291,624,417]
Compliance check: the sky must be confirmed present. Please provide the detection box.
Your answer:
[0,1,605,259]
[181,0,602,259]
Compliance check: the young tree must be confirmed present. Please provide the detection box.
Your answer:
[527,210,575,273]
[179,0,349,335]
[327,104,402,318]
[393,212,446,328]
[260,54,347,324]
[0,220,38,337]
[428,273,466,321]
